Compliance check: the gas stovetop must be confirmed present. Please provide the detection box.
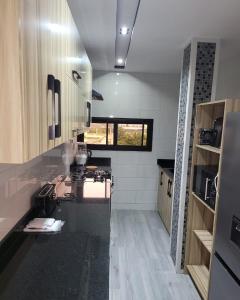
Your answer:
[70,166,111,183]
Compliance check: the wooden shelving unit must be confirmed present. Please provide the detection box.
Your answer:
[187,265,209,300]
[193,230,213,253]
[192,192,215,214]
[185,99,240,300]
[196,144,221,154]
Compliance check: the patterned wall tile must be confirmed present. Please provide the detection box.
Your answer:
[170,41,217,267]
[180,42,216,268]
[170,44,191,263]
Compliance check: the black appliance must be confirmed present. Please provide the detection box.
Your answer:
[209,113,240,300]
[213,116,223,147]
[199,128,217,146]
[33,184,56,217]
[199,117,223,148]
[193,165,218,209]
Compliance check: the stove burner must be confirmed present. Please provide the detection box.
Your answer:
[70,173,85,183]
[63,193,76,200]
[70,166,111,183]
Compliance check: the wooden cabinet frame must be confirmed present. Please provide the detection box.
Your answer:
[185,99,240,299]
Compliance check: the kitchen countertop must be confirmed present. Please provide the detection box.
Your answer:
[0,158,111,300]
[157,159,175,178]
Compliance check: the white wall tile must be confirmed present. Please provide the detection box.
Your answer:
[93,71,179,210]
[92,71,179,209]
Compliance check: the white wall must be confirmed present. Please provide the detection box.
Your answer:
[216,40,240,99]
[92,71,179,210]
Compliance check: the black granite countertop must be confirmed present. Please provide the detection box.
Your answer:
[0,158,111,300]
[157,159,175,178]
[157,159,175,169]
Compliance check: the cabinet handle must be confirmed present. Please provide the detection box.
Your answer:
[204,178,210,201]
[167,179,170,196]
[54,79,61,138]
[160,172,163,185]
[168,180,172,197]
[47,74,55,140]
[72,70,81,81]
[86,101,91,127]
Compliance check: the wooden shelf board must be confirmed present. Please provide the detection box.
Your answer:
[198,100,226,106]
[196,144,221,154]
[192,192,215,214]
[193,230,213,253]
[187,265,209,300]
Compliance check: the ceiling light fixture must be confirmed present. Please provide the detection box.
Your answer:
[114,0,141,69]
[120,26,129,35]
[117,58,124,64]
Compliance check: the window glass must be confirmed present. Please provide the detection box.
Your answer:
[143,124,148,146]
[107,123,114,145]
[83,118,153,151]
[117,124,142,146]
[84,123,106,144]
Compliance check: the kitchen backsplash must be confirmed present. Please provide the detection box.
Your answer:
[0,144,65,242]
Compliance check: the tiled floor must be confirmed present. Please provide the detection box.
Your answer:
[109,210,200,300]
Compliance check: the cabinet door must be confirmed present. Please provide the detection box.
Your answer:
[63,75,81,140]
[0,0,23,163]
[38,0,57,152]
[0,0,41,163]
[158,170,173,234]
[21,0,41,160]
[157,170,164,213]
[165,176,173,233]
[158,170,167,224]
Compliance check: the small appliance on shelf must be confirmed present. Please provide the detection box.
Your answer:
[193,165,218,209]
[74,142,92,166]
[34,184,57,217]
[199,117,223,148]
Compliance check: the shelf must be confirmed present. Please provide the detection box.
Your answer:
[196,144,221,154]
[192,192,215,214]
[198,99,226,106]
[193,230,213,253]
[187,265,209,300]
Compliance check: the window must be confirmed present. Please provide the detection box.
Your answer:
[81,117,153,151]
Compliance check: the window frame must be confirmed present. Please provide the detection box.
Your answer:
[82,117,153,152]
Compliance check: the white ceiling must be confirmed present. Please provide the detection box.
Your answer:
[68,0,240,74]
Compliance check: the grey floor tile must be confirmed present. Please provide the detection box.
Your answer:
[110,210,200,300]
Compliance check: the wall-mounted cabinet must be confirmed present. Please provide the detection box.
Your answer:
[0,0,92,164]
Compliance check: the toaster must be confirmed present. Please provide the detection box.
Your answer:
[33,184,56,217]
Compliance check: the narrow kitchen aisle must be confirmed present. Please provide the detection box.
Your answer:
[109,210,200,300]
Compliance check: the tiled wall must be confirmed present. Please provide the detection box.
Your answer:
[170,40,218,269]
[92,71,180,210]
[0,145,65,242]
[170,44,191,263]
[181,42,216,268]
